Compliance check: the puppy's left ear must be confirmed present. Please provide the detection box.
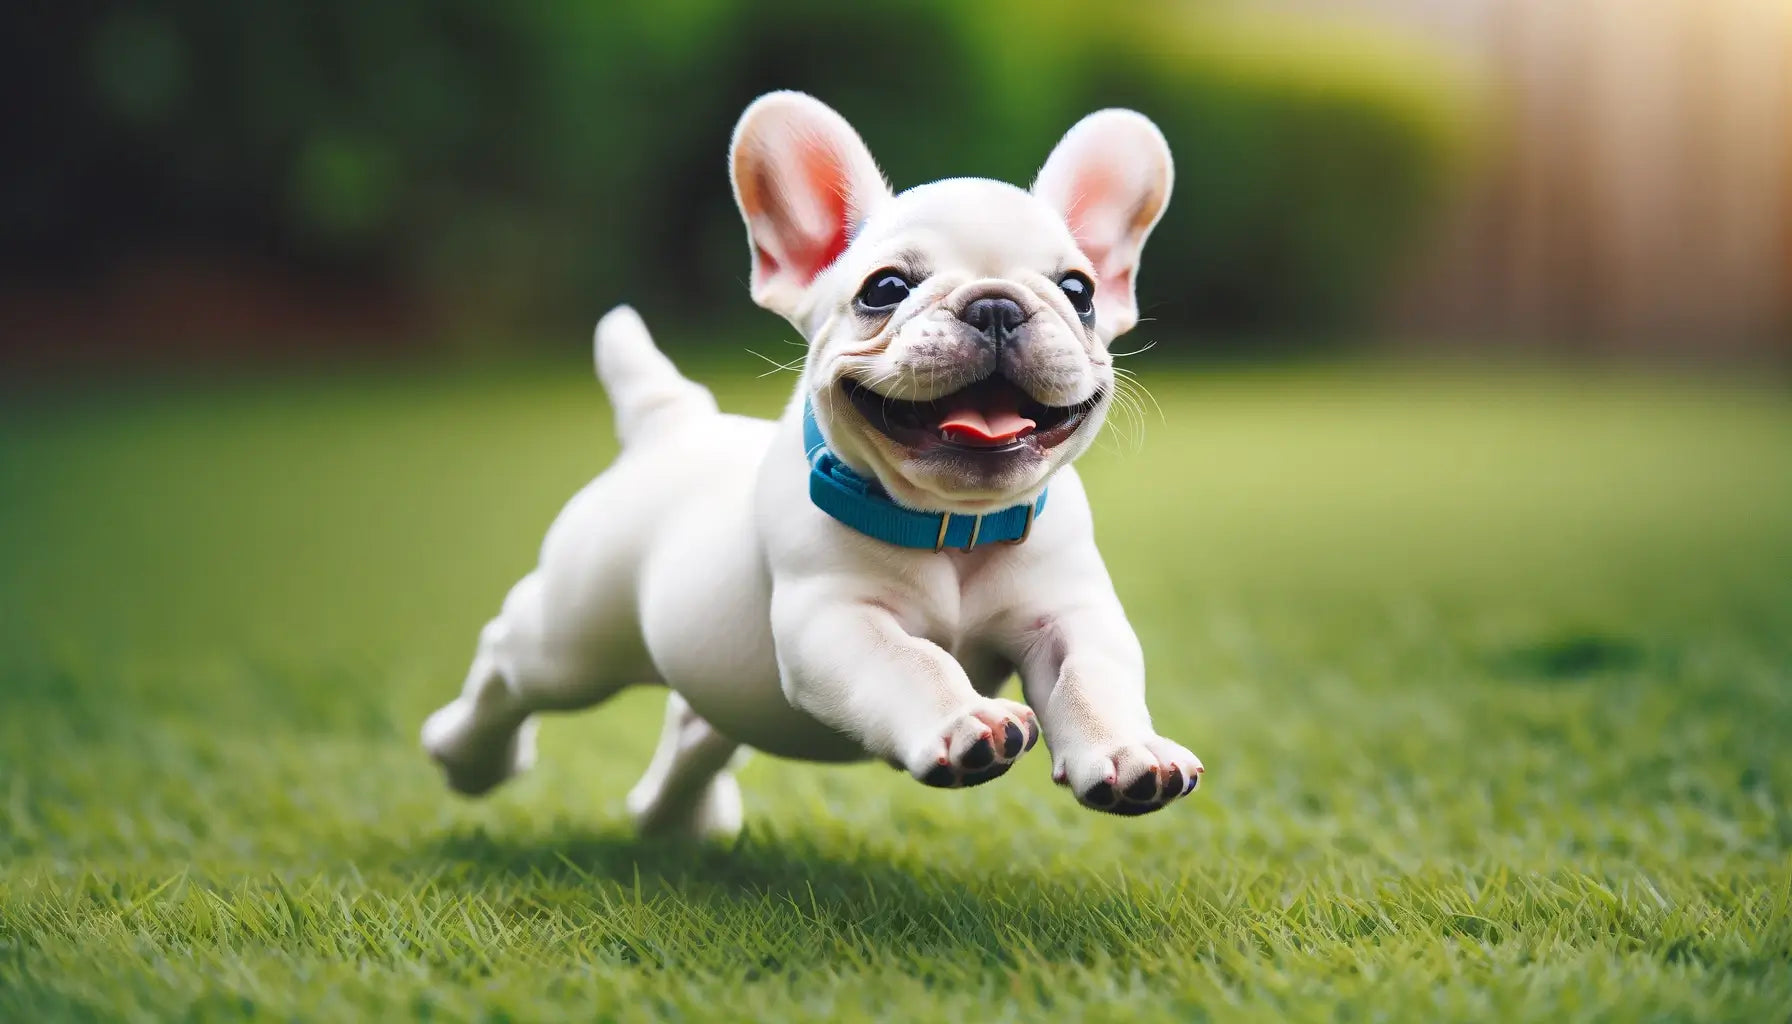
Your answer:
[1033,110,1174,338]
[730,92,892,320]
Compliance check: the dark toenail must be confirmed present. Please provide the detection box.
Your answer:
[1124,772,1159,802]
[1083,780,1117,807]
[1001,722,1025,758]
[1186,771,1201,793]
[1024,726,1039,751]
[921,763,957,788]
[1163,767,1185,797]
[962,761,1011,786]
[962,735,995,770]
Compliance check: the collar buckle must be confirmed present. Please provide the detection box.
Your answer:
[1005,502,1036,546]
[932,513,986,554]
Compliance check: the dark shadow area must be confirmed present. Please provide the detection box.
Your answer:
[398,827,1195,969]
[1490,632,1645,682]
[418,827,933,895]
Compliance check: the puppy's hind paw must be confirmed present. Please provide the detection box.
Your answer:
[1053,735,1202,817]
[421,699,536,796]
[630,771,744,843]
[903,698,1040,789]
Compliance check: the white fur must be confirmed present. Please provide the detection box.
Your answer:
[423,93,1202,838]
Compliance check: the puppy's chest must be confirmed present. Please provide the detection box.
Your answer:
[882,552,1016,656]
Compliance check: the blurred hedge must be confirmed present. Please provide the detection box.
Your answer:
[4,0,1478,347]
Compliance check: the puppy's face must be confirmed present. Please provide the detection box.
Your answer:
[801,182,1110,512]
[731,93,1173,514]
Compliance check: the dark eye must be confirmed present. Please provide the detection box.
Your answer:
[1058,272,1096,322]
[856,270,912,312]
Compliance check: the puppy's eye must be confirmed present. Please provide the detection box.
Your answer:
[856,270,912,313]
[1058,272,1096,322]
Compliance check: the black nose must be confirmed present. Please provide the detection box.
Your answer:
[959,297,1027,345]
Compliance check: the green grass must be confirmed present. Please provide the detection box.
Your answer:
[2,357,1790,1022]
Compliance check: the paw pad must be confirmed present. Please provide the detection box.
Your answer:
[908,702,1041,790]
[1001,721,1026,758]
[1089,767,1179,815]
[921,763,957,788]
[960,761,1013,787]
[1123,771,1160,802]
[1058,737,1203,817]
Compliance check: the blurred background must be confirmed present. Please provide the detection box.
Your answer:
[4,12,1792,1013]
[4,0,1787,369]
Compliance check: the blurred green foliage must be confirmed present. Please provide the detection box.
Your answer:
[6,0,1477,343]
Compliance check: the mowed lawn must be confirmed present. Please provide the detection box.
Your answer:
[1,355,1789,1022]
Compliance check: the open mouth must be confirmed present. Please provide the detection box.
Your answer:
[840,375,1100,455]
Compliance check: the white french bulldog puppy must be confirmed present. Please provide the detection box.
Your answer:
[422,92,1203,838]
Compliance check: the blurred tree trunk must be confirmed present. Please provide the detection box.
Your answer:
[1308,0,1792,356]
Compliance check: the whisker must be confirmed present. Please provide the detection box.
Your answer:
[1114,367,1167,426]
[745,349,805,377]
[1098,385,1137,453]
[1110,340,1158,359]
[1104,377,1150,454]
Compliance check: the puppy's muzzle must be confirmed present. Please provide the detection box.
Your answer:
[959,296,1028,349]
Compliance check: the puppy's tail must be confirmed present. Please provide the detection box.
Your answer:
[593,305,718,448]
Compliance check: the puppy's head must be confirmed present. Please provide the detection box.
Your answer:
[730,92,1172,514]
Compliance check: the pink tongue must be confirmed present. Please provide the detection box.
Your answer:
[939,406,1037,444]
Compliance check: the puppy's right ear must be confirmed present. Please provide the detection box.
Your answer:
[1033,109,1173,340]
[730,92,890,319]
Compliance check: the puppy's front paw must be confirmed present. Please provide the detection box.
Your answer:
[903,698,1039,789]
[1053,735,1203,816]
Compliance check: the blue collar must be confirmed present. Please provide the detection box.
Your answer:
[802,399,1046,552]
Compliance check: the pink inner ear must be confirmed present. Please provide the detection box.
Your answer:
[739,133,858,293]
[786,140,852,284]
[1063,165,1125,273]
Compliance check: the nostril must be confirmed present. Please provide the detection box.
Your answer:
[960,297,1027,341]
[961,299,994,332]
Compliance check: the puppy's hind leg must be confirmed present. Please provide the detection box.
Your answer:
[421,643,537,796]
[423,569,635,796]
[426,308,701,799]
[626,693,744,841]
